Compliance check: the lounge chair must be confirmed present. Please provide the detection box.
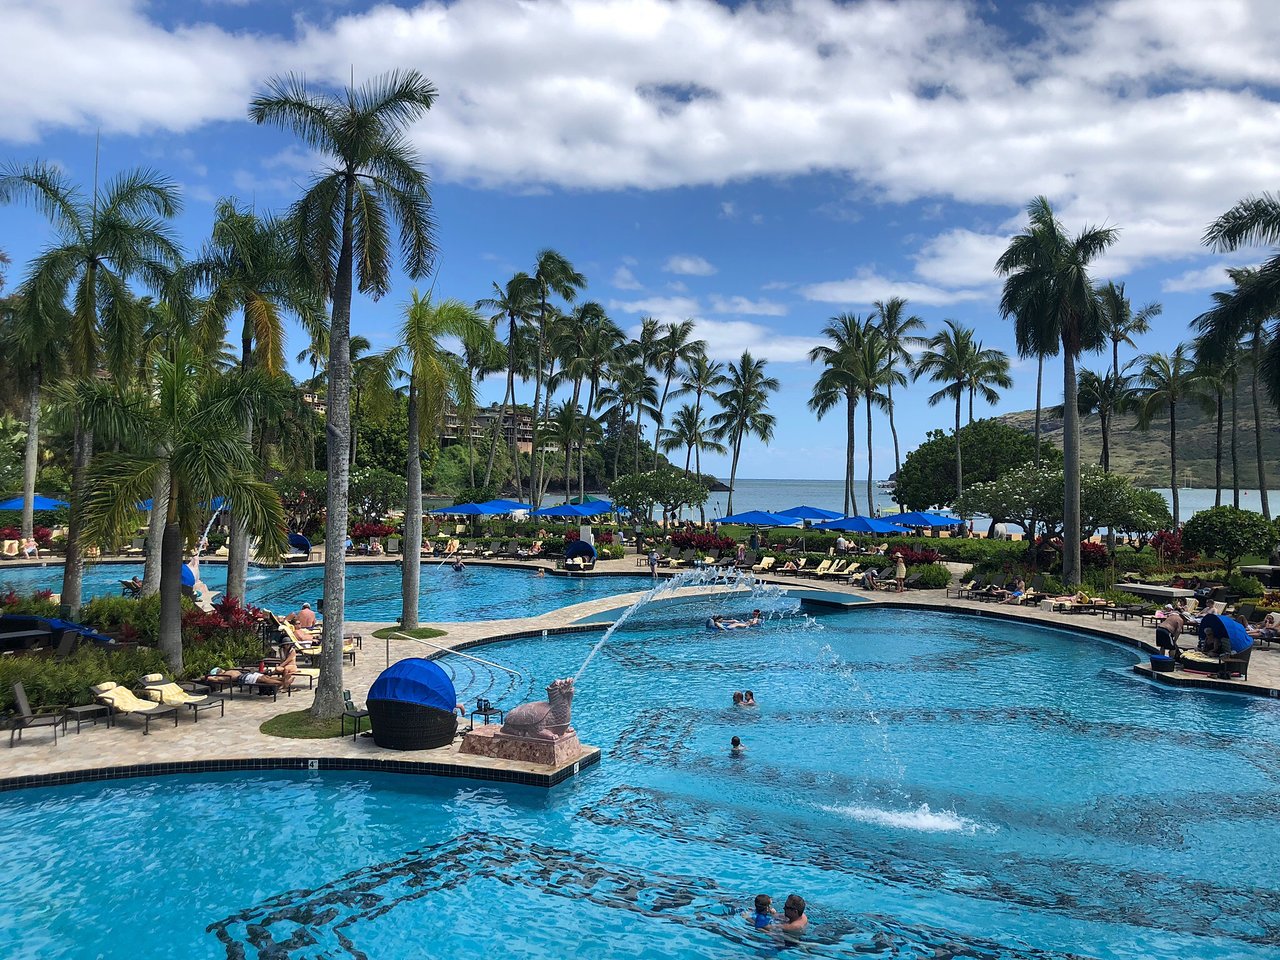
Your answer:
[1,540,18,559]
[777,558,807,577]
[815,559,848,580]
[8,682,63,747]
[751,556,776,574]
[947,578,976,599]
[92,682,178,734]
[123,536,147,557]
[736,550,758,569]
[386,537,401,555]
[137,673,227,721]
[802,559,832,579]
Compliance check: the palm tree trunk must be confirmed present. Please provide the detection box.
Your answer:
[1252,339,1271,519]
[847,393,859,516]
[726,433,742,516]
[865,390,874,517]
[1100,409,1110,471]
[158,483,185,673]
[633,404,643,474]
[226,324,254,602]
[1112,338,1120,382]
[20,372,40,540]
[1062,350,1082,586]
[611,409,622,481]
[401,377,422,630]
[653,375,672,470]
[887,378,903,512]
[1169,402,1179,528]
[564,440,572,503]
[59,421,92,619]
[466,398,477,488]
[1214,387,1223,508]
[842,395,853,515]
[530,332,546,507]
[1033,354,1044,469]
[1231,372,1240,508]
[142,463,168,596]
[695,440,705,525]
[953,391,963,509]
[968,387,974,425]
[684,443,692,473]
[313,178,357,720]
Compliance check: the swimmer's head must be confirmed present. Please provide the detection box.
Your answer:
[783,894,805,917]
[732,691,743,704]
[754,894,771,912]
[744,689,754,699]
[731,736,741,747]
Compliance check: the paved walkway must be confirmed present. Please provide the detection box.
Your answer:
[5,562,1278,788]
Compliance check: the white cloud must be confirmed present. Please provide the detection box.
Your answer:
[611,265,642,289]
[688,318,818,364]
[912,229,1010,289]
[719,201,736,218]
[708,294,787,316]
[1161,263,1231,294]
[5,0,1280,278]
[663,254,717,276]
[609,295,700,320]
[800,269,988,307]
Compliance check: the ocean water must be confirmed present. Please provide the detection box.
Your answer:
[3,601,1278,958]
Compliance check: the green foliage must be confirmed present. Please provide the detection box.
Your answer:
[1225,573,1265,598]
[908,563,952,589]
[0,588,60,618]
[602,544,627,560]
[179,633,265,680]
[355,395,410,473]
[0,413,25,494]
[274,470,328,535]
[260,708,345,739]
[609,467,709,519]
[0,645,168,712]
[896,419,1061,511]
[1181,506,1277,573]
[36,465,71,495]
[81,594,163,644]
[348,467,408,523]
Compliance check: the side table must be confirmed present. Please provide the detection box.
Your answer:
[63,703,113,735]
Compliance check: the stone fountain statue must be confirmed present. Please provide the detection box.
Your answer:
[460,678,584,767]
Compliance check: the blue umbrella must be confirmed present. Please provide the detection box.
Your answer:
[531,502,596,518]
[1199,613,1253,654]
[181,563,196,587]
[478,499,532,513]
[777,505,843,521]
[893,511,963,528]
[430,502,487,516]
[714,510,802,527]
[0,494,69,511]
[815,515,910,534]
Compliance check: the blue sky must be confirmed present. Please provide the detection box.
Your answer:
[3,0,1279,482]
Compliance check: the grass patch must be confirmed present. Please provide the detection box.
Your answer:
[260,709,346,739]
[372,625,447,641]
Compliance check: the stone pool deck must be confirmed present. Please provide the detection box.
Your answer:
[4,563,1278,793]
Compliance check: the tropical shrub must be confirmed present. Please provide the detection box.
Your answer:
[908,563,952,589]
[1149,528,1196,563]
[0,525,53,547]
[350,521,395,540]
[894,546,940,565]
[670,531,735,552]
[81,595,164,644]
[1080,541,1111,568]
[1181,506,1276,573]
[1225,573,1265,598]
[0,587,59,618]
[0,645,168,712]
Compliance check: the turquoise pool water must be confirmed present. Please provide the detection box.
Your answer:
[0,560,650,622]
[4,602,1280,959]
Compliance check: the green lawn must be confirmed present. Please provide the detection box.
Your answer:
[260,709,346,739]
[371,625,447,640]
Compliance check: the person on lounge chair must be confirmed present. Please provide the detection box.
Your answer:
[21,537,39,559]
[286,603,319,643]
[1000,577,1026,604]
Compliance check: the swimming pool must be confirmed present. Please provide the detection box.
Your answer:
[0,560,651,622]
[3,603,1279,958]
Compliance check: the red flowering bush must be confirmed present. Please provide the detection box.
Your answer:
[1079,541,1110,568]
[183,595,266,645]
[0,525,53,546]
[894,546,940,565]
[350,522,395,540]
[597,531,614,545]
[1150,529,1196,563]
[565,530,581,542]
[670,531,735,551]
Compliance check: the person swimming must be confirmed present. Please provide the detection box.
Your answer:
[730,735,746,756]
[745,893,776,928]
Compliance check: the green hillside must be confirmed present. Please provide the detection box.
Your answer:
[995,370,1280,488]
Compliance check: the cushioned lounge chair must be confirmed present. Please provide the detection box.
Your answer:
[1179,646,1252,680]
[8,682,63,747]
[751,556,776,573]
[92,682,178,734]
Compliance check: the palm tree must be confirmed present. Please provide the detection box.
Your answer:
[188,198,321,601]
[1133,346,1207,527]
[997,196,1118,586]
[808,313,866,516]
[349,335,397,469]
[528,250,585,506]
[871,297,924,508]
[459,318,505,487]
[1076,368,1131,473]
[386,292,484,630]
[913,320,981,509]
[72,339,286,670]
[250,69,438,717]
[545,401,586,502]
[1194,266,1273,519]
[0,161,182,616]
[710,351,779,515]
[650,320,704,469]
[964,341,1012,424]
[1191,340,1228,506]
[660,402,727,474]
[1097,281,1160,381]
[849,324,898,514]
[0,294,65,540]
[476,273,538,495]
[597,353,658,477]
[670,349,726,521]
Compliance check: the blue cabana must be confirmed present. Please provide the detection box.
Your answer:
[564,539,597,560]
[1198,613,1253,654]
[714,510,802,527]
[287,532,312,553]
[777,505,843,521]
[893,511,963,528]
[368,658,457,711]
[0,494,69,511]
[815,515,910,534]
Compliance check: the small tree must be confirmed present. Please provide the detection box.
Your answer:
[896,419,1060,511]
[1181,505,1275,573]
[348,468,407,524]
[609,467,709,526]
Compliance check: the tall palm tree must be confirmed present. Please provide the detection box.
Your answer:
[528,250,585,506]
[1075,368,1131,473]
[660,402,727,474]
[545,401,586,502]
[710,351,779,516]
[0,294,65,540]
[459,318,505,487]
[1133,346,1207,527]
[0,161,182,616]
[997,196,1117,586]
[670,348,726,521]
[1194,266,1273,519]
[808,313,866,516]
[1097,281,1161,381]
[964,340,1012,424]
[848,324,897,514]
[1013,308,1059,476]
[597,353,658,478]
[250,69,438,717]
[187,198,321,601]
[386,292,484,630]
[650,319,704,469]
[1191,339,1228,506]
[913,320,981,509]
[870,297,924,506]
[72,339,286,670]
[349,335,397,469]
[476,272,538,495]
[552,301,615,496]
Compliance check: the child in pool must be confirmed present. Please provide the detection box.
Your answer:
[745,893,776,928]
[730,735,746,756]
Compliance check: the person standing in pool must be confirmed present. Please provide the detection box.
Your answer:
[742,690,757,706]
[451,556,465,572]
[776,894,808,933]
[648,549,659,578]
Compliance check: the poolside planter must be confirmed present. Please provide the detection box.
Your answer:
[366,658,459,751]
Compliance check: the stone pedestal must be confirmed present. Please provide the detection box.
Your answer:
[459,724,584,767]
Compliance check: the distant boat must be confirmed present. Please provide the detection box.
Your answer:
[876,479,896,491]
